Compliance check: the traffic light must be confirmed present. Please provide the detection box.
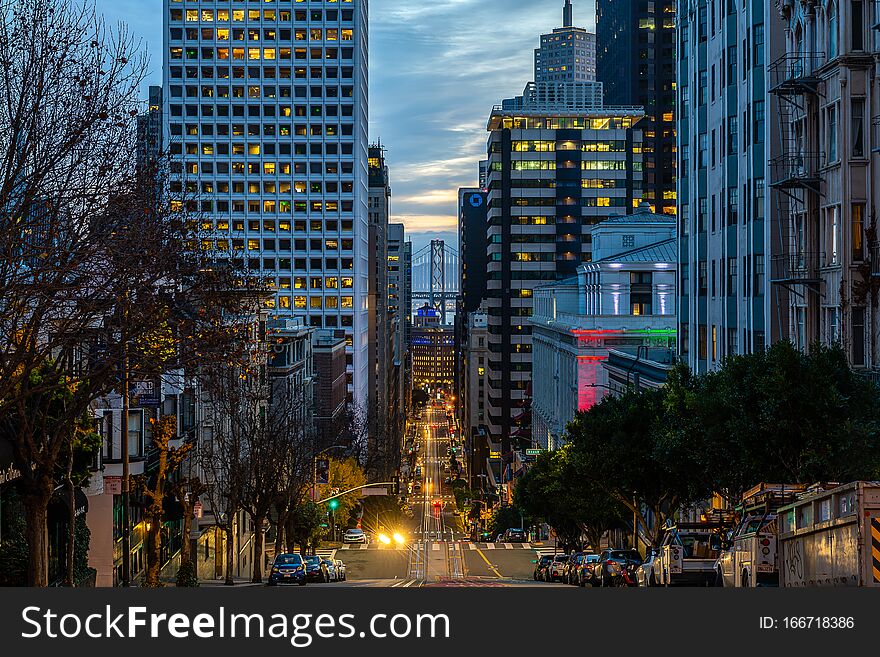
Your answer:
[391,475,400,495]
[315,458,330,485]
[328,499,339,511]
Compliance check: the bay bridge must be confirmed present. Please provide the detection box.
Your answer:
[412,239,459,325]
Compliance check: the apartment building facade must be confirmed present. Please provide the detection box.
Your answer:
[768,0,878,370]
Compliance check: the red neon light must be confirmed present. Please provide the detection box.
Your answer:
[576,355,608,362]
[570,329,626,336]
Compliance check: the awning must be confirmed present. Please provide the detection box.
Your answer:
[50,487,89,518]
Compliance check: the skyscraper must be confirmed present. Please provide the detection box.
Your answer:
[676,0,783,373]
[162,0,370,405]
[535,1,597,83]
[597,0,677,215]
[484,107,645,454]
[387,223,412,423]
[367,145,392,473]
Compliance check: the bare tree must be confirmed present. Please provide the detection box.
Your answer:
[0,0,225,586]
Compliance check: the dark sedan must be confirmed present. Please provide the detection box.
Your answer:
[268,553,307,586]
[533,554,554,581]
[304,555,331,583]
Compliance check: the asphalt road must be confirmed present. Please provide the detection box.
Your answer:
[309,403,559,588]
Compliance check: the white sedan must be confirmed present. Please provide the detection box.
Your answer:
[343,529,367,544]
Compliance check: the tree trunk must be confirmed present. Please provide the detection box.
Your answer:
[22,477,52,587]
[273,511,286,557]
[64,444,75,587]
[251,513,265,583]
[224,524,235,585]
[144,518,162,587]
[180,502,193,568]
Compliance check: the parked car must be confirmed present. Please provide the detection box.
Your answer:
[343,528,367,544]
[546,554,570,582]
[635,550,659,587]
[502,528,527,543]
[564,552,587,585]
[267,553,307,586]
[595,549,643,587]
[322,559,338,581]
[577,554,601,587]
[304,555,331,582]
[335,559,347,581]
[534,555,554,581]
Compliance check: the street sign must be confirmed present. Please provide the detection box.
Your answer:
[194,501,203,519]
[104,476,122,495]
[526,449,545,456]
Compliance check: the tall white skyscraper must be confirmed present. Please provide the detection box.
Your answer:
[162,0,370,404]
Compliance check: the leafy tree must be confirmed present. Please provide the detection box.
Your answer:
[664,342,880,502]
[289,501,325,555]
[565,388,710,548]
[321,457,366,527]
[515,447,627,551]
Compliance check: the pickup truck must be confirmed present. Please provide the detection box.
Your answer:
[655,525,721,586]
[714,483,807,587]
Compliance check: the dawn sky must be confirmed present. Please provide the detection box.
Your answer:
[95,0,597,254]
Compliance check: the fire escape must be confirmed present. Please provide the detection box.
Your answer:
[768,52,826,344]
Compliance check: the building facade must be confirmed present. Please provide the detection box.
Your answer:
[312,329,348,443]
[484,106,645,453]
[535,1,597,83]
[677,0,784,373]
[597,0,678,215]
[367,144,395,472]
[769,0,878,370]
[411,305,454,391]
[530,204,677,450]
[387,222,412,423]
[162,0,370,405]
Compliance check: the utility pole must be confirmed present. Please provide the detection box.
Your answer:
[121,339,131,587]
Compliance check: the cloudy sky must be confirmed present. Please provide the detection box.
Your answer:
[94,0,596,254]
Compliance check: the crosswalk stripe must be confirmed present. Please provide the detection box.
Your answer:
[485,543,495,550]
[340,545,350,550]
[360,544,368,550]
[432,542,441,551]
[503,543,513,549]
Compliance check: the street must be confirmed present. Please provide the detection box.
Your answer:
[301,403,560,588]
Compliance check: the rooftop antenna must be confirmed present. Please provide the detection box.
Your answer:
[563,0,573,27]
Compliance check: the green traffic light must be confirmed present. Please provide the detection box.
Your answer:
[328,499,339,510]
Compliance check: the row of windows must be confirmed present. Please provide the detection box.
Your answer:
[510,140,627,152]
[203,237,353,250]
[172,160,355,176]
[187,180,353,194]
[171,162,354,179]
[170,43,353,61]
[491,160,632,172]
[170,7,354,25]
[212,256,355,271]
[171,28,351,44]
[497,116,638,130]
[168,69,357,86]
[176,115,351,136]
[198,221,354,235]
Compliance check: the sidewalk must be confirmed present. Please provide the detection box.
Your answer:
[200,577,266,588]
